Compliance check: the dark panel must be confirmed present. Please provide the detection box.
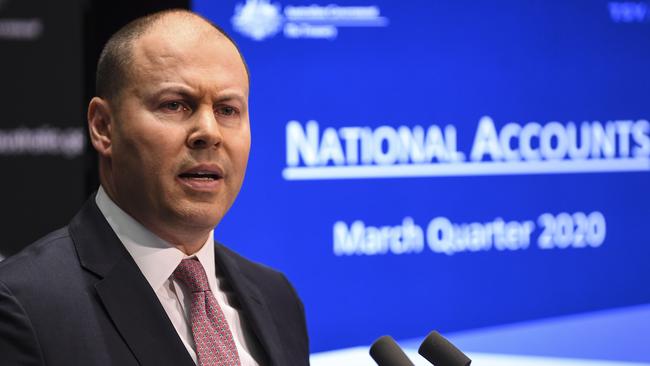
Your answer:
[0,0,85,257]
[0,0,189,258]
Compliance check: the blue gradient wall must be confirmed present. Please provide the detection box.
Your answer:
[194,0,650,357]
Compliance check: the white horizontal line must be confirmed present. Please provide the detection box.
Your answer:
[284,17,389,26]
[282,158,650,180]
[311,348,650,366]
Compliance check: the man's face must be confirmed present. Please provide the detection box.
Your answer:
[106,20,250,239]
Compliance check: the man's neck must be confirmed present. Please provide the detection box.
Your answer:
[95,185,213,255]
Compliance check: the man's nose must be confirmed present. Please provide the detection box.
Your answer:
[187,107,222,149]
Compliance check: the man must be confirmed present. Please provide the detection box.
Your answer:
[0,9,309,366]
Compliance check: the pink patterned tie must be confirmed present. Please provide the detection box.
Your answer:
[173,258,241,366]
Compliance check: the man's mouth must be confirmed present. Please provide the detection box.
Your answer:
[177,165,224,190]
[178,171,221,181]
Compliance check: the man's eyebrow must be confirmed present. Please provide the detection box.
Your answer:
[215,92,247,104]
[149,86,198,99]
[147,85,247,105]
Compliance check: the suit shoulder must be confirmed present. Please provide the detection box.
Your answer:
[215,242,302,308]
[0,227,75,286]
[216,242,285,278]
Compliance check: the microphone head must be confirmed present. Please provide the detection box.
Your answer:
[418,331,471,366]
[370,335,415,366]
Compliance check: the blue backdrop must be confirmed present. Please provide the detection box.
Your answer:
[194,0,650,355]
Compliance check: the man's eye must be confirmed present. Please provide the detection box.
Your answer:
[217,106,237,116]
[163,101,188,112]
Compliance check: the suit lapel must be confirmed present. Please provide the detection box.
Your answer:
[69,198,194,366]
[214,245,287,366]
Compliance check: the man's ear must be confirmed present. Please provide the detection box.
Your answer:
[88,97,114,157]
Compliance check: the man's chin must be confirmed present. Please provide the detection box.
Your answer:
[171,204,224,229]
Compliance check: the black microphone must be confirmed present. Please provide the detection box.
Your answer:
[370,335,415,366]
[418,331,471,366]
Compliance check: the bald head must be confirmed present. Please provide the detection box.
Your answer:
[95,9,248,102]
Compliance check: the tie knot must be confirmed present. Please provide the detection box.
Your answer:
[173,258,210,293]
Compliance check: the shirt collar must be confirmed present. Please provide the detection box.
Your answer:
[95,186,217,292]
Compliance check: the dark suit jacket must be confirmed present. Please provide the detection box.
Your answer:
[0,198,310,365]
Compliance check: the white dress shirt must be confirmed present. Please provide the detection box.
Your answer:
[95,187,262,365]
